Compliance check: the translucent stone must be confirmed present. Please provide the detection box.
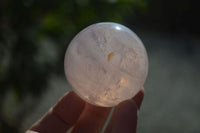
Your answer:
[64,22,148,107]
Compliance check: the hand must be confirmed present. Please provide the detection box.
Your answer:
[26,88,144,133]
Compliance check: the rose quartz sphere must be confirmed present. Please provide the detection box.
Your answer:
[64,22,148,107]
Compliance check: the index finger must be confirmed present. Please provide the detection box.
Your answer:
[27,91,85,133]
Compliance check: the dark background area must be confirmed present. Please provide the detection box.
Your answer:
[0,0,200,132]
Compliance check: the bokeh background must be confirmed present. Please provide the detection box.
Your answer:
[0,0,200,132]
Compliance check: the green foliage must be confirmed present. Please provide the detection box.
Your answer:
[0,0,147,100]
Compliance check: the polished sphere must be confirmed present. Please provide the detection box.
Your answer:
[64,22,148,107]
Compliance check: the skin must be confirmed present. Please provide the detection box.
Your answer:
[27,88,144,133]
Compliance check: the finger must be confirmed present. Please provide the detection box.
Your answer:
[52,91,85,125]
[104,100,138,133]
[71,103,111,133]
[29,91,85,133]
[132,88,144,109]
[105,89,144,133]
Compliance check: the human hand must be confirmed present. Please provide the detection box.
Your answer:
[26,88,144,133]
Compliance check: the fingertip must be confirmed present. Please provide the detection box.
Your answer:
[105,100,138,133]
[52,91,86,125]
[29,91,86,133]
[115,100,138,117]
[132,88,144,109]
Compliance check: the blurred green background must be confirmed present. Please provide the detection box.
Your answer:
[0,0,200,132]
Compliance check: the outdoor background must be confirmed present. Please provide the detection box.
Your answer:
[0,0,200,133]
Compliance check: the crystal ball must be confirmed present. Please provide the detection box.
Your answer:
[64,22,148,107]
